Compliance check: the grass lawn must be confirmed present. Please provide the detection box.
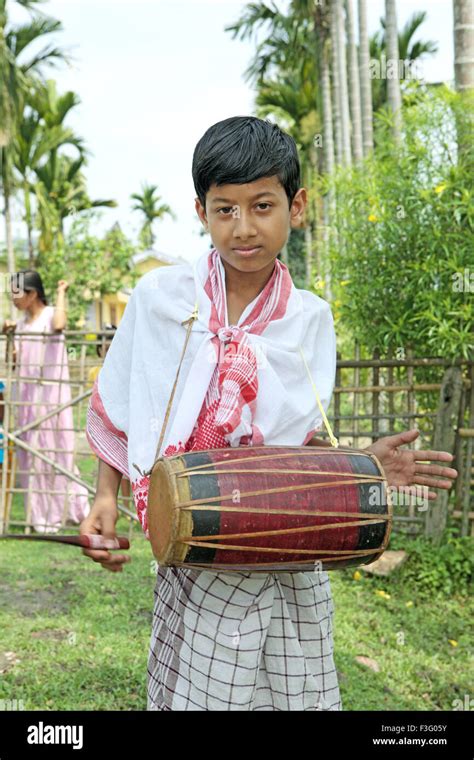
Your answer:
[0,518,152,711]
[1,520,471,711]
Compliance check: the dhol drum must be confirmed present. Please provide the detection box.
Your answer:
[147,445,393,572]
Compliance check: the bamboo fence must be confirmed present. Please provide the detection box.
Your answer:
[0,331,472,539]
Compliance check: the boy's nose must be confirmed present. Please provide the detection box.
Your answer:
[232,213,257,239]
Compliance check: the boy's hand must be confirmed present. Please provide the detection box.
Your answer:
[366,428,458,500]
[80,497,131,572]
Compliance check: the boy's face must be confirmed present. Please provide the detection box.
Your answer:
[195,175,306,279]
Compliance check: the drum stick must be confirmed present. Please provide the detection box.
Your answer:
[0,534,130,550]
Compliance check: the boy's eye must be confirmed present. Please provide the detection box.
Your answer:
[217,203,272,214]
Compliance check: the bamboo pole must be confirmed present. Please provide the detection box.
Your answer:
[425,366,464,542]
[372,347,380,442]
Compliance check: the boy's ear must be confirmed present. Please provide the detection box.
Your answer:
[195,197,208,230]
[289,188,307,229]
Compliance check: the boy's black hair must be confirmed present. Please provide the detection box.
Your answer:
[192,116,301,210]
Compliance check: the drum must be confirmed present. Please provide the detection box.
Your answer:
[147,445,393,572]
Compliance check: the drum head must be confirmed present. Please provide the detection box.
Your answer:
[147,456,192,564]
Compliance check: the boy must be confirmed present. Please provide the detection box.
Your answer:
[82,116,456,711]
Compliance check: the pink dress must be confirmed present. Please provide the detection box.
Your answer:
[14,306,90,530]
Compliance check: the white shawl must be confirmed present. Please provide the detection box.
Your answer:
[96,249,336,486]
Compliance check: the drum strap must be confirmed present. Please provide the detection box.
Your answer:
[144,300,199,476]
[144,300,339,476]
[299,347,339,448]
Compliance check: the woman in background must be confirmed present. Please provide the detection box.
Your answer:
[2,270,90,533]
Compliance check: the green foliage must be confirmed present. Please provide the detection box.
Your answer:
[329,87,474,359]
[286,227,307,288]
[39,215,138,328]
[369,11,438,111]
[389,529,474,599]
[130,183,174,250]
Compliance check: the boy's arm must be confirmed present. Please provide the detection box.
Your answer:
[80,458,131,572]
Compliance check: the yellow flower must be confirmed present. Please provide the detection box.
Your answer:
[333,299,342,309]
[448,639,458,647]
[314,279,325,289]
[85,333,97,342]
[375,590,391,600]
[340,280,350,287]
[353,570,362,581]
[435,182,447,195]
[368,214,378,223]
[406,601,414,608]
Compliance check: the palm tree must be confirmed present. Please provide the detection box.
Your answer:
[34,153,117,255]
[226,2,296,81]
[453,0,474,91]
[315,5,336,300]
[313,4,334,177]
[358,0,374,154]
[255,65,320,286]
[370,11,438,112]
[332,0,351,164]
[345,0,363,162]
[0,0,66,285]
[328,3,342,166]
[14,81,84,265]
[131,184,175,249]
[385,0,403,143]
[226,0,332,285]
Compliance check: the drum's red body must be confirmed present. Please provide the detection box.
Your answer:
[147,446,393,572]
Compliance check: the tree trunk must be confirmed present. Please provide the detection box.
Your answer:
[4,196,16,319]
[425,366,463,543]
[358,0,374,154]
[2,149,16,318]
[345,0,363,162]
[332,0,351,165]
[321,41,336,301]
[453,0,474,91]
[302,156,314,289]
[315,9,335,302]
[330,1,343,165]
[304,221,313,288]
[313,192,322,284]
[23,182,35,267]
[321,40,335,176]
[385,0,402,144]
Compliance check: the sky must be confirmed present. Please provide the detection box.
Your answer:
[5,0,455,264]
